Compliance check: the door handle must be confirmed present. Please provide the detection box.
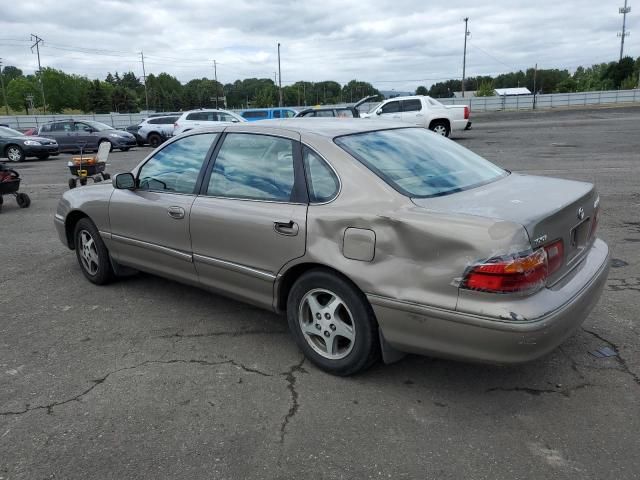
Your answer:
[167,206,185,219]
[274,220,299,236]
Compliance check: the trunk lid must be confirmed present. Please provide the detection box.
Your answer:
[412,173,598,284]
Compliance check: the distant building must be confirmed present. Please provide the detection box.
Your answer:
[494,87,531,96]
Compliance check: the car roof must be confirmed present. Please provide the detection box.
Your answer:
[185,118,412,139]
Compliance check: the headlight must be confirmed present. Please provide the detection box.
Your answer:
[109,133,122,138]
[24,140,42,146]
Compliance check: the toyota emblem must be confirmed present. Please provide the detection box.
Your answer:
[577,207,585,220]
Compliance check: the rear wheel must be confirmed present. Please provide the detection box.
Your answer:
[287,269,379,376]
[429,120,450,137]
[148,133,162,148]
[16,193,30,208]
[6,145,24,162]
[73,217,114,285]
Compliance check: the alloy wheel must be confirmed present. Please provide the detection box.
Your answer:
[433,125,447,135]
[7,147,22,162]
[78,230,100,276]
[298,288,355,360]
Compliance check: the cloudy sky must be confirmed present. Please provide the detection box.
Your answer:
[0,0,637,91]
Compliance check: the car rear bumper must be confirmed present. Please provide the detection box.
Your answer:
[368,238,610,364]
[464,121,472,130]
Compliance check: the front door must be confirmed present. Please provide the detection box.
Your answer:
[377,100,401,120]
[108,132,219,283]
[190,129,307,309]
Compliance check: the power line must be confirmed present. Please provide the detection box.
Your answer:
[30,34,46,114]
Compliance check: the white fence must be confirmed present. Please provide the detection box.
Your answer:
[0,113,148,130]
[438,89,640,112]
[1,89,639,129]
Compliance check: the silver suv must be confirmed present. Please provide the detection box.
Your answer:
[137,115,180,148]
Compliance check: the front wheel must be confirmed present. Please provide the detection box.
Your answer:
[429,121,450,137]
[147,133,162,148]
[73,217,114,285]
[287,269,379,376]
[6,145,24,162]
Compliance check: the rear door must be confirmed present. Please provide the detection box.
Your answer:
[48,121,75,149]
[190,127,307,309]
[108,132,219,283]
[400,98,425,125]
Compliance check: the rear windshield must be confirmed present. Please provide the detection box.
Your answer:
[335,128,506,198]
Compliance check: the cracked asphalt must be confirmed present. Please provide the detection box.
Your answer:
[1,105,639,479]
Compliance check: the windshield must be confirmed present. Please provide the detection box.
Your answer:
[0,126,24,137]
[335,128,507,198]
[84,121,114,131]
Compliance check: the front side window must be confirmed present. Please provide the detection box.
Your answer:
[216,112,239,122]
[273,110,281,118]
[335,128,506,198]
[284,110,296,118]
[336,109,354,118]
[53,121,73,132]
[315,110,335,117]
[138,133,217,194]
[207,133,295,202]
[381,101,400,114]
[303,147,339,203]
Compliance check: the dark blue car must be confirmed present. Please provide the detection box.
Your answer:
[239,108,298,121]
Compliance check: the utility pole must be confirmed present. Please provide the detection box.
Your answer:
[618,0,631,60]
[461,18,470,98]
[213,60,219,109]
[30,34,46,114]
[533,63,538,110]
[277,43,283,107]
[140,51,149,111]
[0,59,9,115]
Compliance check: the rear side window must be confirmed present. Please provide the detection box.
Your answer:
[138,133,217,194]
[186,112,208,121]
[335,128,506,198]
[401,99,422,112]
[336,109,354,118]
[207,134,295,202]
[40,124,51,132]
[315,110,334,117]
[303,147,339,203]
[242,111,268,119]
[273,110,281,118]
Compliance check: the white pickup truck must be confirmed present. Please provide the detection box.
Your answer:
[361,95,471,137]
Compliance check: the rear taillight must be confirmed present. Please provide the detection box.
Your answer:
[544,239,564,275]
[462,249,547,294]
[464,106,470,119]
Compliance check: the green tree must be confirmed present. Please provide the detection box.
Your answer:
[476,81,495,96]
[1,65,23,84]
[415,86,428,95]
[6,77,39,112]
[84,80,111,113]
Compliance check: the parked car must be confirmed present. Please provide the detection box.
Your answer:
[240,108,298,121]
[0,126,59,162]
[173,109,245,135]
[361,95,471,137]
[21,127,38,136]
[137,115,180,147]
[125,124,145,146]
[54,120,609,376]
[38,120,137,152]
[295,95,378,119]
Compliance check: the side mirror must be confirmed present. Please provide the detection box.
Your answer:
[376,109,382,115]
[113,172,136,190]
[231,118,239,123]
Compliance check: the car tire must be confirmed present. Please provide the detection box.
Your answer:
[36,154,50,160]
[148,133,162,148]
[287,269,380,376]
[68,178,76,189]
[98,140,113,152]
[429,121,450,137]
[73,217,114,285]
[5,145,25,162]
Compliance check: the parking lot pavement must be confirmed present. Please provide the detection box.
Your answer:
[1,106,639,479]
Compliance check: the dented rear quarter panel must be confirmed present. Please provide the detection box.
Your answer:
[284,131,531,312]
